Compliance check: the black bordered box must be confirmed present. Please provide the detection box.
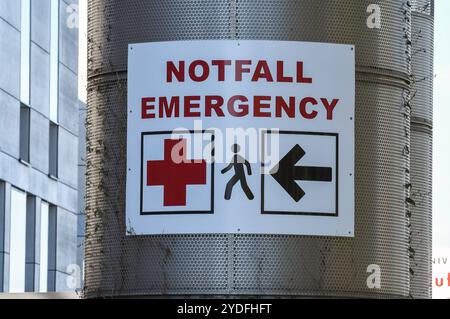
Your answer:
[140,130,215,215]
[261,130,338,217]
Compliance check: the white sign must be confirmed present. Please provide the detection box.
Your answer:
[433,247,450,299]
[126,40,355,236]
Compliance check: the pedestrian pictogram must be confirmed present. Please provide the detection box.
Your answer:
[270,144,332,202]
[221,144,254,200]
[147,138,206,206]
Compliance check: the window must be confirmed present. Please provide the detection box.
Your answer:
[39,202,49,292]
[47,204,57,292]
[9,188,27,293]
[20,0,31,104]
[0,182,7,292]
[49,0,59,122]
[19,104,31,163]
[49,122,58,178]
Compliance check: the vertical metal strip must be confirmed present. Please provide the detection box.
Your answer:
[410,0,434,299]
[229,0,237,40]
[227,234,234,293]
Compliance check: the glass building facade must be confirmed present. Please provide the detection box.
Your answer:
[0,0,82,292]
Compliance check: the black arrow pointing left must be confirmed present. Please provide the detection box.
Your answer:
[270,144,332,202]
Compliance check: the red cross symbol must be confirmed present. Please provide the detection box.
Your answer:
[147,138,206,206]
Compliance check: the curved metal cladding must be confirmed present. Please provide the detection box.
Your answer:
[411,2,434,124]
[85,0,412,298]
[410,0,434,299]
[410,127,433,298]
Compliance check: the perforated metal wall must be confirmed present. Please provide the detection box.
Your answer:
[410,126,433,298]
[411,11,434,123]
[411,0,434,16]
[410,0,433,299]
[85,0,416,298]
